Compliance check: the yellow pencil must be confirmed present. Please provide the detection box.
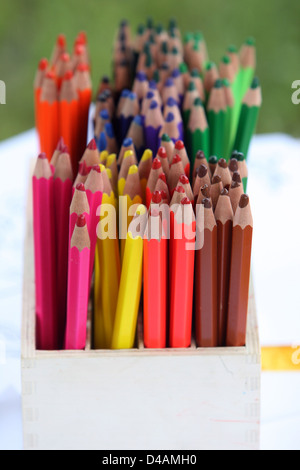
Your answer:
[111,205,147,350]
[138,149,153,204]
[118,149,135,196]
[120,164,143,263]
[94,167,120,349]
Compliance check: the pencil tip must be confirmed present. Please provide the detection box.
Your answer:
[181,197,191,205]
[197,164,208,178]
[76,214,87,228]
[157,147,167,159]
[38,153,47,160]
[218,158,228,169]
[196,150,205,160]
[179,174,189,185]
[38,58,48,70]
[239,194,249,209]
[202,198,212,209]
[175,140,185,151]
[152,190,162,204]
[76,183,85,192]
[152,158,162,170]
[87,139,97,150]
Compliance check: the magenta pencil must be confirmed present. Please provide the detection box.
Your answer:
[32,153,58,350]
[65,215,91,350]
[53,150,74,348]
[85,165,104,288]
[69,183,90,243]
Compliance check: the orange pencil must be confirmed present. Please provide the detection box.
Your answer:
[39,70,59,160]
[34,58,49,142]
[75,63,92,160]
[59,70,79,175]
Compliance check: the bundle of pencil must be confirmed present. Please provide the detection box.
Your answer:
[34,32,92,175]
[32,18,257,352]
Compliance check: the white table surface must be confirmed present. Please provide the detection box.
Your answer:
[0,130,299,450]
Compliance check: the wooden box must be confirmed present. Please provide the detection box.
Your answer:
[21,174,261,451]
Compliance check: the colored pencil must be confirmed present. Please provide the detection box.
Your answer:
[144,100,164,155]
[39,70,59,160]
[195,198,218,347]
[85,165,104,288]
[111,205,147,349]
[186,97,210,168]
[169,198,195,348]
[138,149,153,202]
[215,189,234,346]
[146,157,163,208]
[233,77,262,161]
[59,70,79,174]
[53,149,74,348]
[207,79,227,158]
[227,194,253,347]
[32,153,58,350]
[65,215,91,350]
[94,170,120,349]
[143,208,168,348]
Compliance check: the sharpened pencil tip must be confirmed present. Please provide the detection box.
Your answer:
[76,214,87,228]
[87,139,97,150]
[239,194,249,208]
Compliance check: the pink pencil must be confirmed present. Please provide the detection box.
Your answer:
[32,153,58,350]
[85,165,104,288]
[53,150,74,348]
[69,183,90,244]
[65,215,91,350]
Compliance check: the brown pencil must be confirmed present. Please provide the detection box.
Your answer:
[213,158,232,190]
[226,194,253,347]
[193,164,211,200]
[192,150,211,184]
[215,189,233,346]
[195,198,218,347]
[229,179,244,214]
[210,175,224,210]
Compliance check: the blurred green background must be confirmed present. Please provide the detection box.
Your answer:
[0,0,299,141]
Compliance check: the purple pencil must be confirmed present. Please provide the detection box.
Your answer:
[144,100,164,156]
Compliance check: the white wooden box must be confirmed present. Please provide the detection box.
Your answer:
[21,174,261,451]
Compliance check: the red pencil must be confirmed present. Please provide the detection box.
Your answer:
[146,157,163,209]
[32,153,58,350]
[169,198,196,348]
[143,208,168,348]
[65,215,91,350]
[173,140,190,178]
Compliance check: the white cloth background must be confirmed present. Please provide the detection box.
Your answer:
[0,130,299,450]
